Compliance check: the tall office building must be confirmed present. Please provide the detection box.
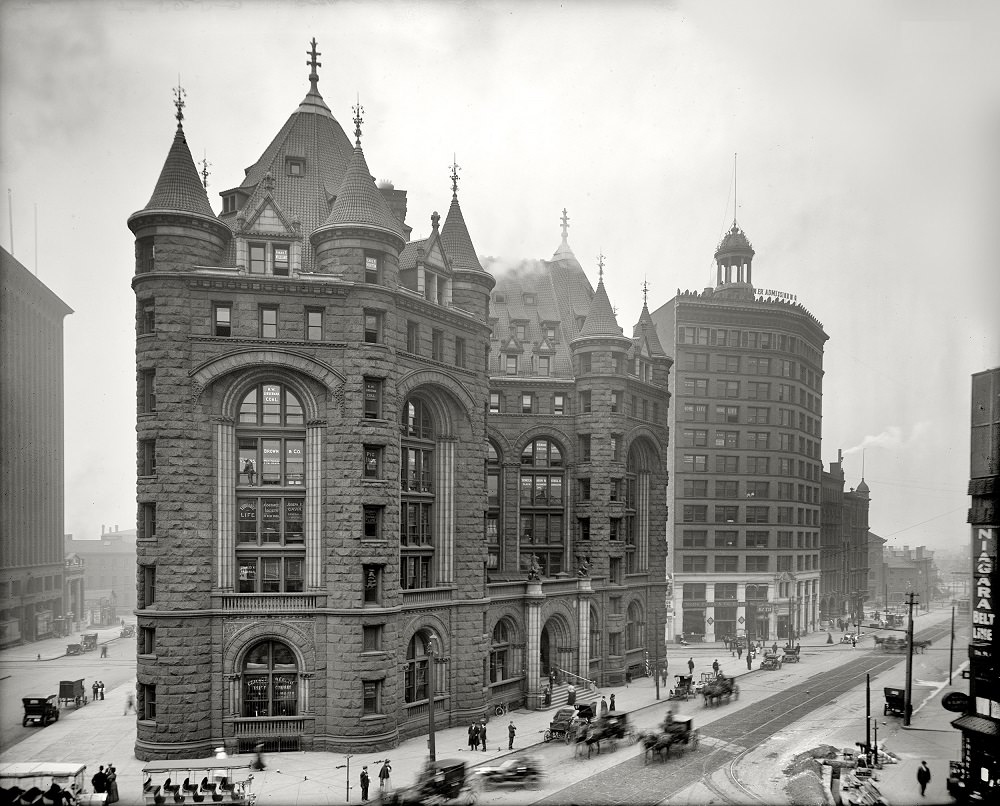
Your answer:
[649,220,827,644]
[0,248,73,646]
[128,44,671,760]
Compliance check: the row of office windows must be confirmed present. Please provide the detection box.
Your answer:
[681,404,820,434]
[678,553,820,573]
[680,529,820,549]
[680,478,820,504]
[680,377,821,412]
[680,579,820,600]
[680,504,820,526]
[680,428,820,459]
[677,328,824,375]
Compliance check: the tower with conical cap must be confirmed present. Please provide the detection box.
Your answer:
[127,44,497,760]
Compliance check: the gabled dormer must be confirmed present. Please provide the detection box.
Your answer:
[399,212,453,306]
[235,192,300,276]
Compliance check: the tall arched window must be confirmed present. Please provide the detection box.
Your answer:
[589,604,602,660]
[236,383,305,593]
[489,619,513,683]
[519,438,564,576]
[242,640,298,717]
[486,441,502,571]
[626,601,645,650]
[400,398,434,588]
[404,632,432,703]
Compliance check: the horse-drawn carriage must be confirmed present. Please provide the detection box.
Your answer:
[58,679,88,709]
[543,706,586,743]
[638,714,699,763]
[386,759,477,805]
[120,624,135,639]
[668,675,695,700]
[760,651,782,671]
[571,711,636,758]
[702,674,739,707]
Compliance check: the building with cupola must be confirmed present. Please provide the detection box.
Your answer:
[648,218,828,645]
[127,42,671,761]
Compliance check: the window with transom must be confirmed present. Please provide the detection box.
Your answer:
[242,640,298,717]
[626,601,645,650]
[400,398,435,589]
[486,441,502,571]
[519,438,565,576]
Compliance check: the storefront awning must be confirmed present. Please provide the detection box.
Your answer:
[951,714,1000,736]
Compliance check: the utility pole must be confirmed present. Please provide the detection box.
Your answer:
[948,605,955,684]
[903,591,917,726]
[865,673,871,757]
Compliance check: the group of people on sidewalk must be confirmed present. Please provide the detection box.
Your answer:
[91,680,105,701]
[359,760,392,802]
[90,763,119,804]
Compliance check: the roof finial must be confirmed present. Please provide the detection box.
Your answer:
[200,151,211,189]
[450,155,461,199]
[307,38,322,90]
[733,151,738,228]
[173,79,186,128]
[560,208,570,241]
[642,277,649,307]
[431,211,440,232]
[352,94,364,147]
[597,250,605,280]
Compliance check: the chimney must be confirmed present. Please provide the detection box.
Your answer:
[114,524,119,532]
[101,524,105,535]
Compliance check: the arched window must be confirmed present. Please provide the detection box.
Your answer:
[589,604,601,659]
[400,398,435,589]
[519,438,564,576]
[489,619,513,683]
[404,632,433,703]
[486,442,502,571]
[236,383,305,593]
[242,640,298,717]
[626,601,645,650]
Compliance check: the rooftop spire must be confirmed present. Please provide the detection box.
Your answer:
[597,250,605,280]
[642,277,649,308]
[450,155,460,199]
[560,208,570,241]
[352,95,364,147]
[200,151,211,189]
[173,80,186,128]
[307,38,322,91]
[733,151,738,227]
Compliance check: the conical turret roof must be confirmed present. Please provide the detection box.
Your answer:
[577,276,623,338]
[441,194,483,272]
[314,144,404,240]
[634,302,667,356]
[140,124,217,218]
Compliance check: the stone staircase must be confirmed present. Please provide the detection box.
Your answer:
[547,680,600,709]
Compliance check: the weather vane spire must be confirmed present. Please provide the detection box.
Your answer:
[597,251,605,280]
[200,151,211,189]
[173,78,186,127]
[560,208,570,241]
[733,151,738,227]
[450,155,460,199]
[307,38,322,90]
[352,94,364,147]
[642,277,649,307]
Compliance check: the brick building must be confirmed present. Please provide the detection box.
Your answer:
[1,248,73,646]
[649,220,827,644]
[820,450,871,627]
[65,525,138,623]
[128,45,670,760]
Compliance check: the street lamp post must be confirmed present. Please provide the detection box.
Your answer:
[426,632,439,763]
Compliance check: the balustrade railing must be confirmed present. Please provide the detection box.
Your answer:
[220,594,317,612]
[232,716,308,737]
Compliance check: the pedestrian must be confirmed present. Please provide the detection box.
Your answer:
[567,684,576,705]
[827,631,833,644]
[480,721,488,751]
[91,766,108,794]
[737,645,743,660]
[917,761,931,796]
[92,681,99,702]
[549,669,556,689]
[625,669,632,687]
[101,645,108,658]
[99,681,105,700]
[746,653,752,671]
[772,642,778,654]
[379,760,391,792]
[543,685,551,707]
[124,692,136,715]
[105,765,119,805]
[600,696,608,716]
[722,636,729,652]
[252,744,266,771]
[851,635,857,649]
[609,693,616,711]
[360,766,370,802]
[508,721,516,750]
[712,659,719,676]
[687,657,695,676]
[471,722,480,751]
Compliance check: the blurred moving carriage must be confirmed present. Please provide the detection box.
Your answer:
[58,679,88,709]
[702,674,739,707]
[572,711,636,758]
[638,714,700,763]
[760,652,782,671]
[668,675,696,700]
[386,759,477,805]
[543,703,595,743]
[473,756,543,790]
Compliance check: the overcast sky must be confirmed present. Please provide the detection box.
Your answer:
[2,1,998,554]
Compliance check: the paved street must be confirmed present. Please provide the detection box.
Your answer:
[1,608,963,805]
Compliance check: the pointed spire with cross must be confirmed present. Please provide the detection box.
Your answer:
[642,277,649,308]
[450,155,461,199]
[200,151,211,189]
[307,38,322,90]
[352,95,364,147]
[173,79,186,128]
[560,208,570,241]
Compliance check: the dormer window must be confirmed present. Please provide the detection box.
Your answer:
[544,325,557,342]
[247,241,292,276]
[222,194,238,215]
[523,293,536,305]
[515,324,526,341]
[285,157,306,177]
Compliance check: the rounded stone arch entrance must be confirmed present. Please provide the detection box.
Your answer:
[539,612,574,684]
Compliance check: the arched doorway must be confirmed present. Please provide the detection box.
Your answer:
[540,625,554,681]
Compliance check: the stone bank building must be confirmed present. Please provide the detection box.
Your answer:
[128,46,670,760]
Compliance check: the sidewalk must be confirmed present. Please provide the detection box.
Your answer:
[1,609,952,805]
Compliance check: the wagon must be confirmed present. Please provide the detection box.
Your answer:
[386,759,477,805]
[782,647,800,663]
[58,679,88,709]
[638,714,699,763]
[543,706,586,743]
[760,652,782,670]
[120,624,135,638]
[883,687,909,717]
[668,674,695,700]
[80,633,98,652]
[21,696,60,727]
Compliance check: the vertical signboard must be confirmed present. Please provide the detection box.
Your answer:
[972,527,996,646]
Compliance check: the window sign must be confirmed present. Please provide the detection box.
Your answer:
[286,440,304,485]
[262,440,282,484]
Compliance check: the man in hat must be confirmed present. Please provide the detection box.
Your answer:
[360,766,370,802]
[508,721,516,750]
[379,760,391,793]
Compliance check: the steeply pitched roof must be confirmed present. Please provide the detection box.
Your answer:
[633,302,667,356]
[315,145,404,240]
[141,124,217,218]
[441,194,483,272]
[577,276,623,338]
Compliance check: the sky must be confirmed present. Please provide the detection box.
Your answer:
[2,0,998,554]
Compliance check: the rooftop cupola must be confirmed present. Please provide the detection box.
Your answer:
[714,220,755,287]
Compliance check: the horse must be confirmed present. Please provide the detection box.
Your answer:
[702,675,738,707]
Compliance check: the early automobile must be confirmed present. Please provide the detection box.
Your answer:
[0,762,103,805]
[473,756,543,789]
[883,687,909,717]
[543,706,586,743]
[21,696,60,727]
[760,651,782,671]
[385,759,476,805]
[58,679,88,709]
[80,633,98,652]
[120,624,135,638]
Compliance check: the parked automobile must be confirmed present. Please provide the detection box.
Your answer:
[21,695,60,727]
